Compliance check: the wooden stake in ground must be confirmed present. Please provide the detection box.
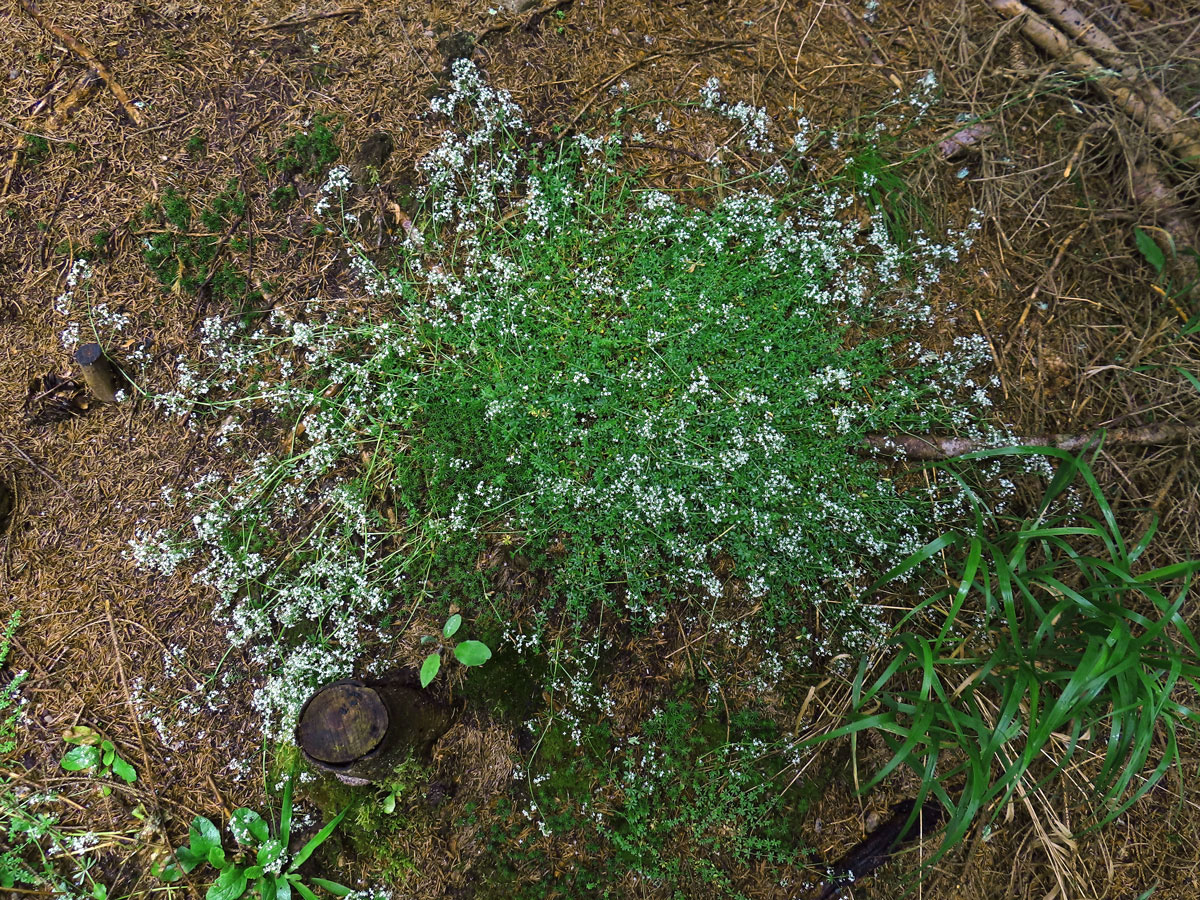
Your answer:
[74,343,121,403]
[16,0,146,127]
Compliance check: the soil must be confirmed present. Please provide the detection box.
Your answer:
[2,1,1199,899]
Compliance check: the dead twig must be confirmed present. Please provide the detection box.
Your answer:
[16,0,146,127]
[0,433,76,500]
[864,423,1200,460]
[248,4,364,34]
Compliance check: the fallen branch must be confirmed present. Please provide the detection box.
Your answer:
[864,423,1199,460]
[1027,0,1200,151]
[16,0,145,127]
[981,0,1200,168]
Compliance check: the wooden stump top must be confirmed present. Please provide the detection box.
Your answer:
[296,683,389,765]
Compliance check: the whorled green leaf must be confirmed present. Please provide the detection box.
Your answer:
[111,755,138,783]
[152,857,184,882]
[257,837,285,870]
[231,807,270,845]
[172,845,204,875]
[189,816,223,856]
[453,640,492,667]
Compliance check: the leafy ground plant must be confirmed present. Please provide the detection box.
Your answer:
[160,769,350,900]
[130,61,996,738]
[805,445,1200,869]
[60,726,138,790]
[419,614,492,687]
[0,611,26,754]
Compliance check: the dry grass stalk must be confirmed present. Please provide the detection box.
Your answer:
[981,0,1200,167]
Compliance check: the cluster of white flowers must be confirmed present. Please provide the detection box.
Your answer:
[698,76,774,152]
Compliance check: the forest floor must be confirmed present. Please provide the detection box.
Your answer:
[2,1,1200,899]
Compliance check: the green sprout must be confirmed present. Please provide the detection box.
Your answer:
[419,614,492,688]
[60,727,137,794]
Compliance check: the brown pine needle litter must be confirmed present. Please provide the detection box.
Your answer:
[1,1,1199,898]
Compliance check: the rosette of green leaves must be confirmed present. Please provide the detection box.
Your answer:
[157,774,350,900]
[419,614,492,687]
[60,727,137,791]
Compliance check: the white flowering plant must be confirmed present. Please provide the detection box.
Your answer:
[131,60,999,741]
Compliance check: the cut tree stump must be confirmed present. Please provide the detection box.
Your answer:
[295,678,454,785]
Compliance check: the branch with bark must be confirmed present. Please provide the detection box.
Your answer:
[864,423,1199,460]
[981,0,1200,168]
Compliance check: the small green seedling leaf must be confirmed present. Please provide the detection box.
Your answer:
[61,744,102,772]
[1134,227,1166,275]
[189,816,223,856]
[111,755,137,783]
[62,725,99,745]
[207,845,227,868]
[152,857,184,882]
[454,640,492,667]
[174,845,204,874]
[382,792,396,814]
[291,881,320,900]
[257,838,285,869]
[309,877,353,897]
[420,652,441,687]
[443,614,462,638]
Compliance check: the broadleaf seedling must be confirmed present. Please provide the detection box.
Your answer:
[419,615,492,687]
